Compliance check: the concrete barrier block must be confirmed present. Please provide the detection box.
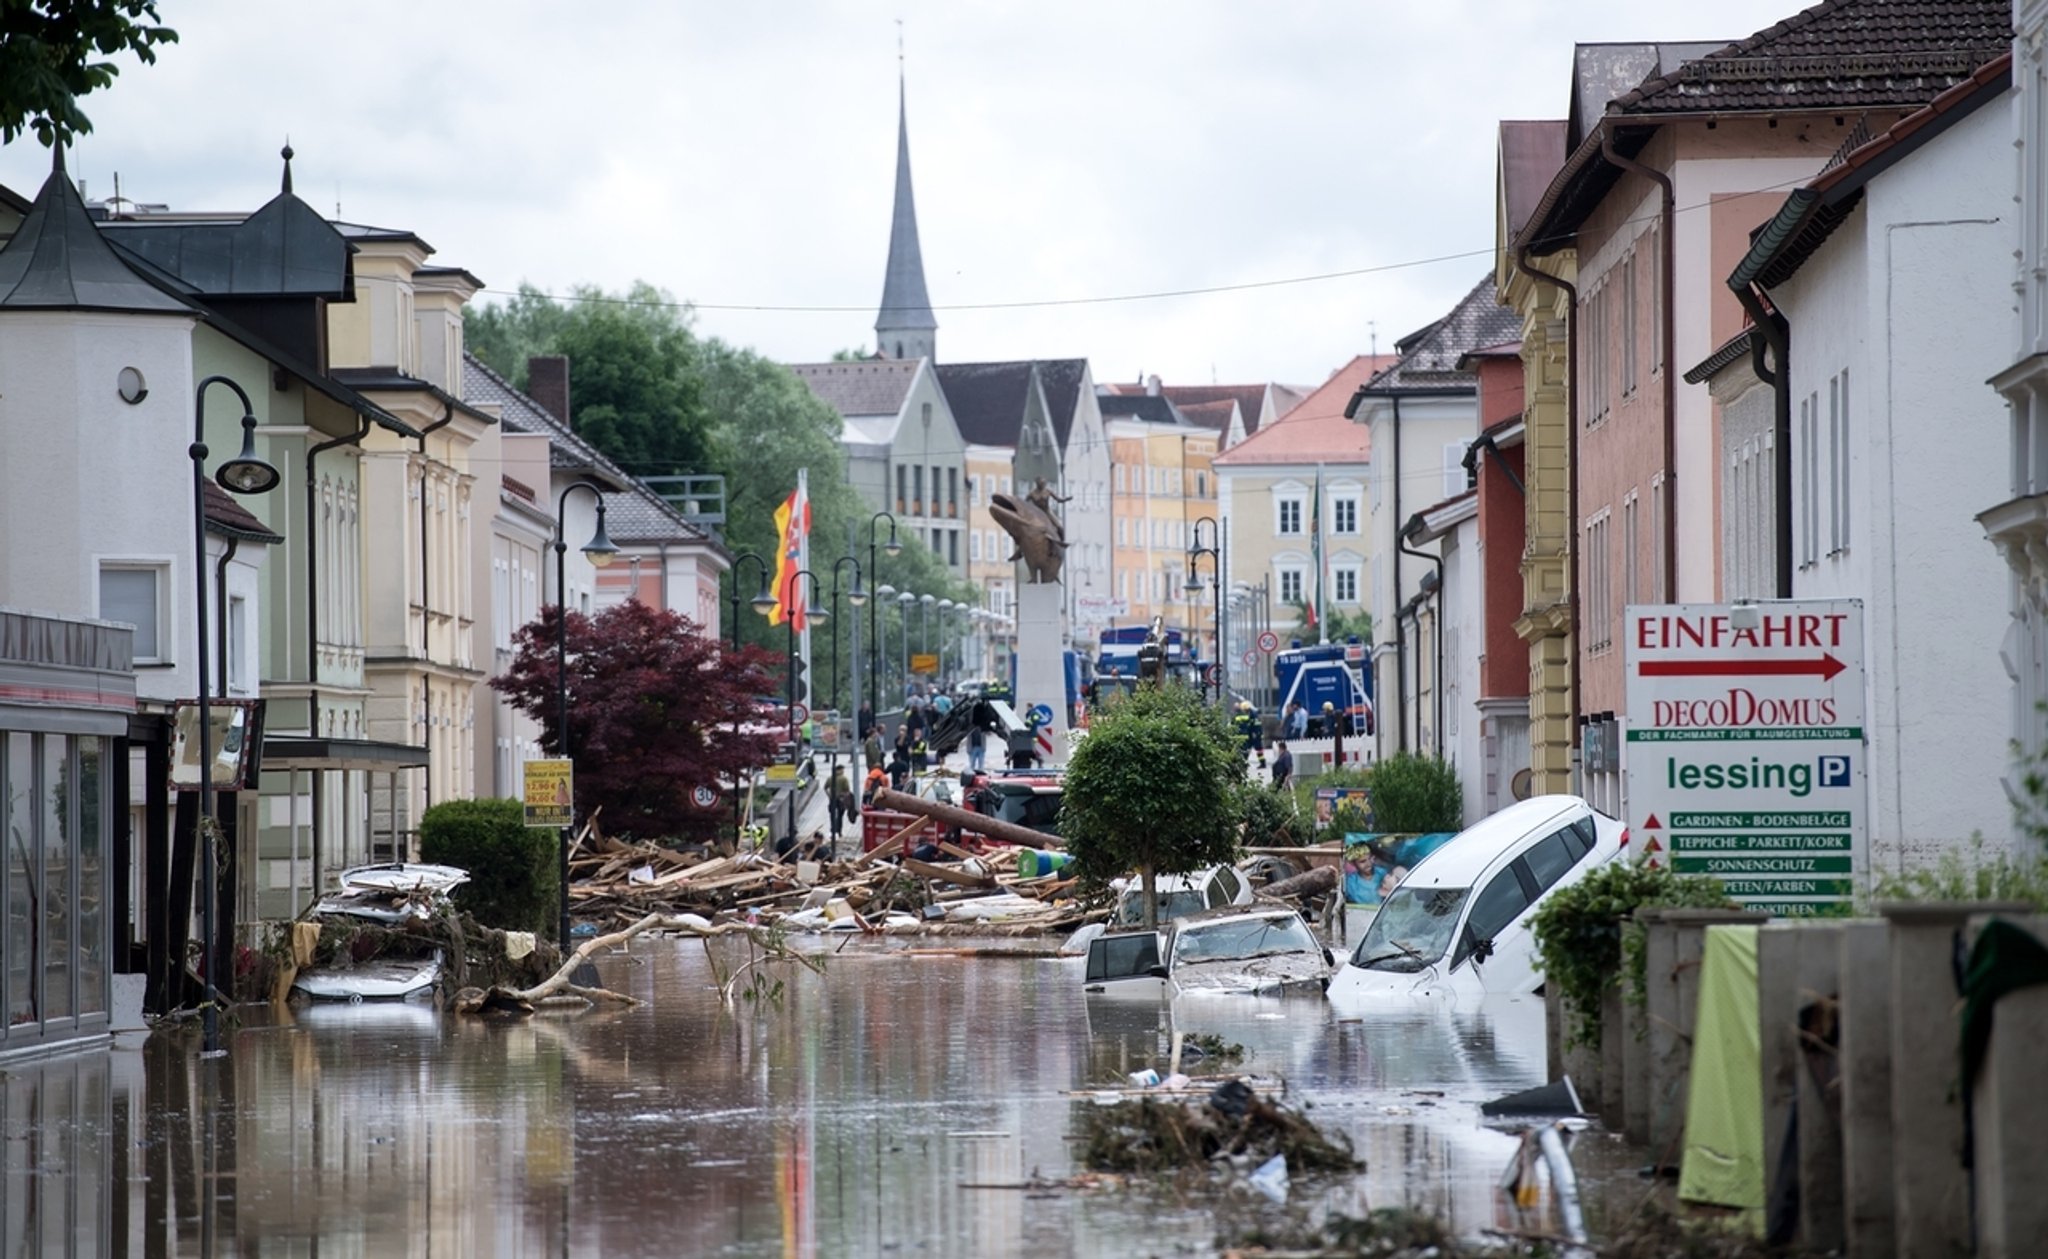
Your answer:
[1793,922,1845,1253]
[1964,913,2048,1259]
[1601,983,1626,1132]
[1643,909,1770,1163]
[1881,901,2028,1259]
[1838,919,1894,1259]
[1757,923,1802,1221]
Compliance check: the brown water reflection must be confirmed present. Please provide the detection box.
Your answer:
[2,938,1552,1258]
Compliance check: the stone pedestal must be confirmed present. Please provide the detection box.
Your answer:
[1838,920,1894,1259]
[1642,910,1769,1161]
[1882,902,2029,1259]
[1965,913,2048,1259]
[1013,583,1069,767]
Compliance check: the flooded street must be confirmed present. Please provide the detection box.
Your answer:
[5,931,1565,1258]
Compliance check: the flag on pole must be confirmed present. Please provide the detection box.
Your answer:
[1308,463,1323,639]
[768,481,811,630]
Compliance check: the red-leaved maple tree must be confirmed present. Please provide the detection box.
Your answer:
[491,600,782,842]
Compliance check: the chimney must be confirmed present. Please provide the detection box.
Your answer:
[1145,373,1162,397]
[527,355,570,428]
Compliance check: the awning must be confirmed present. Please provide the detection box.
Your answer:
[262,736,428,771]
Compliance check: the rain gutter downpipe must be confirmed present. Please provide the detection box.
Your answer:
[416,401,456,804]
[1464,431,1525,496]
[1726,187,1817,600]
[1513,244,1581,745]
[1600,131,1678,599]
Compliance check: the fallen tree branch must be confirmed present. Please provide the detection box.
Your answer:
[466,911,818,1015]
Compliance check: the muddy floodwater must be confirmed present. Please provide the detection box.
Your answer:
[3,932,1588,1257]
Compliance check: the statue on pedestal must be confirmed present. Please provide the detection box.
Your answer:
[990,480,1068,584]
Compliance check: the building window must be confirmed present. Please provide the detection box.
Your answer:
[1332,497,1358,535]
[948,467,959,517]
[1829,370,1850,557]
[948,529,959,567]
[1278,567,1304,605]
[1800,392,1819,568]
[228,594,248,693]
[1585,511,1612,652]
[1621,250,1638,398]
[896,464,908,513]
[1621,493,1638,612]
[1334,566,1359,604]
[1277,498,1303,535]
[1649,224,1663,372]
[1651,476,1667,601]
[970,532,982,562]
[98,564,165,662]
[1197,471,1209,498]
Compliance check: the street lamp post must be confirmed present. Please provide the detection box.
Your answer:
[920,593,935,665]
[866,513,902,733]
[876,584,897,720]
[552,481,619,954]
[831,556,867,767]
[783,570,829,846]
[897,590,916,698]
[937,599,956,686]
[191,376,281,1054]
[1187,516,1222,705]
[725,553,775,847]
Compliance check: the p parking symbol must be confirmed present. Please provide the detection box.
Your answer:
[1817,755,1852,788]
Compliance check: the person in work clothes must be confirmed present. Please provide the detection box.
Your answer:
[967,724,987,773]
[1271,741,1294,790]
[827,768,856,853]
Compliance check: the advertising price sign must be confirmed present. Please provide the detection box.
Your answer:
[1624,601,1866,916]
[523,758,574,828]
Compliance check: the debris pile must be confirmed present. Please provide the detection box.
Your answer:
[1077,1079,1360,1175]
[568,819,1101,936]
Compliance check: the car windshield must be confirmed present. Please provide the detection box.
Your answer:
[1171,914,1319,966]
[1112,888,1207,927]
[1351,885,1470,972]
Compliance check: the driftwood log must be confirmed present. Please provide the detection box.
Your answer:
[869,787,1059,850]
[459,912,785,1016]
[1260,865,1340,901]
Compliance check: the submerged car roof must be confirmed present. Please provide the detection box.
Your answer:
[1395,795,1592,889]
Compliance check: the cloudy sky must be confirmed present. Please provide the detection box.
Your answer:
[4,0,1808,387]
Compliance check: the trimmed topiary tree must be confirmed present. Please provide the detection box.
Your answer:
[1061,683,1246,928]
[1363,752,1463,834]
[419,798,560,936]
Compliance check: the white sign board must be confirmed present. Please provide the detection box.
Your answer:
[1624,601,1867,917]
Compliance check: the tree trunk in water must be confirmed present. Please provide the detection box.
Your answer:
[1142,862,1158,931]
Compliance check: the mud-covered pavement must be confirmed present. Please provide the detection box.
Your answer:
[3,929,1606,1257]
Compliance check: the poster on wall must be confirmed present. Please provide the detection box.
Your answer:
[168,699,265,792]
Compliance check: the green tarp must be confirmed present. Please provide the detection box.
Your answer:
[1679,924,1763,1210]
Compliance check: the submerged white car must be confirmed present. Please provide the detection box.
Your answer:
[1326,795,1628,1004]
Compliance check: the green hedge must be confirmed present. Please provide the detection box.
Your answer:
[1362,752,1462,834]
[418,798,561,936]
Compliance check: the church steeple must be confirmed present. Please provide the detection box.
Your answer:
[875,72,937,362]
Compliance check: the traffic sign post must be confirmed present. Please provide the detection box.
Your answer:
[1625,601,1867,916]
[1257,630,1280,654]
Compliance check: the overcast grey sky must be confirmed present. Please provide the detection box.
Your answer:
[3,0,1809,387]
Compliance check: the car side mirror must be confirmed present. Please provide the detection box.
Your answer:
[1147,964,1169,979]
[1470,936,1495,964]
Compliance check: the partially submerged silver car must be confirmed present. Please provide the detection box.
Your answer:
[1081,905,1334,998]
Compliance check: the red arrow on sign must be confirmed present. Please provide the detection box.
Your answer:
[1639,653,1845,682]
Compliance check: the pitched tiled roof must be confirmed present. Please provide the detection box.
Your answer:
[1033,358,1090,448]
[935,361,1033,447]
[463,354,625,490]
[1098,394,1181,425]
[1356,277,1522,396]
[1104,381,1287,434]
[1214,356,1383,468]
[1176,399,1238,433]
[1500,120,1568,239]
[1614,0,2010,116]
[202,481,285,544]
[788,359,920,417]
[463,353,716,549]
